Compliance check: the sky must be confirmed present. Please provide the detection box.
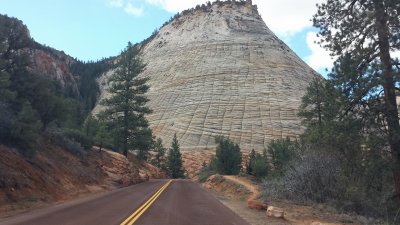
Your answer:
[0,0,333,75]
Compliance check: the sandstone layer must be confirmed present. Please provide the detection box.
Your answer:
[97,1,319,151]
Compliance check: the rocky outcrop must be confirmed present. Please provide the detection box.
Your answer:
[1,15,79,94]
[96,1,319,151]
[23,48,80,95]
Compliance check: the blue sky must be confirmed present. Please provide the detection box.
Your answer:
[0,0,333,75]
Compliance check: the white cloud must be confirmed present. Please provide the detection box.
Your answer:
[107,0,144,16]
[124,3,144,16]
[144,0,324,36]
[145,0,207,13]
[305,32,334,71]
[108,0,124,8]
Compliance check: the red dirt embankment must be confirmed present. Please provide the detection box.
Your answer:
[203,175,364,225]
[0,144,166,217]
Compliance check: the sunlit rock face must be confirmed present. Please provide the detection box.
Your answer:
[97,1,319,151]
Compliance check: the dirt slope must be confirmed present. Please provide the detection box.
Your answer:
[0,144,165,217]
[203,175,367,225]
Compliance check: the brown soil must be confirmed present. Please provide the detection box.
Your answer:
[181,149,253,178]
[0,144,166,218]
[203,175,370,225]
[182,149,215,178]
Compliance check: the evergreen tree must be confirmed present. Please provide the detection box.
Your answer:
[313,0,400,197]
[134,128,153,161]
[82,113,98,140]
[267,137,298,175]
[250,152,270,178]
[215,136,241,175]
[153,137,166,168]
[94,121,111,152]
[167,134,185,178]
[0,70,15,102]
[299,79,364,172]
[298,78,343,127]
[100,42,152,157]
[11,101,43,156]
[246,149,256,175]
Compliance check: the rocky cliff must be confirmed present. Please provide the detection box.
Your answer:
[1,15,78,95]
[0,14,111,104]
[96,1,320,151]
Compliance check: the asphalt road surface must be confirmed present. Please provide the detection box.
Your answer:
[0,179,250,225]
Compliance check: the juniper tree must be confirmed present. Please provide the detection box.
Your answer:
[100,42,152,157]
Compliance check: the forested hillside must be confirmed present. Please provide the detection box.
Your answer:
[0,14,112,156]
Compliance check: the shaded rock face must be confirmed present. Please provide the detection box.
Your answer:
[23,48,79,95]
[1,15,78,91]
[98,1,319,151]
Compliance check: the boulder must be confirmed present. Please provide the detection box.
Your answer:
[266,206,284,218]
[247,199,268,210]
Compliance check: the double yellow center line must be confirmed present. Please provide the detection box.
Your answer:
[120,180,173,225]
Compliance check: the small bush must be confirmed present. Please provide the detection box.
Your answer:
[198,157,217,183]
[251,154,269,178]
[48,130,87,159]
[268,137,299,176]
[279,153,342,203]
[263,150,400,221]
[63,129,92,150]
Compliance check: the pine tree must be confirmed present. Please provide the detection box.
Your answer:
[82,113,98,138]
[134,128,153,161]
[215,136,241,175]
[100,42,152,157]
[247,149,256,175]
[153,137,166,168]
[167,134,185,178]
[0,70,15,102]
[313,0,400,198]
[250,152,270,178]
[94,121,111,152]
[11,101,43,156]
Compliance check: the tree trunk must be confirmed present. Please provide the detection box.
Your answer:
[373,0,400,199]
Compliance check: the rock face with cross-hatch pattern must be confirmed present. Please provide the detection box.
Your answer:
[95,1,320,152]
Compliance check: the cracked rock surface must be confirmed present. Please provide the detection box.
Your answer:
[96,1,319,151]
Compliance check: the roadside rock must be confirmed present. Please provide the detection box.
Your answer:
[247,199,268,210]
[266,206,285,218]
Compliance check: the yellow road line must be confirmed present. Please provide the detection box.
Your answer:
[120,180,172,225]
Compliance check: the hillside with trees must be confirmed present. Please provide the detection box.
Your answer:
[0,14,166,213]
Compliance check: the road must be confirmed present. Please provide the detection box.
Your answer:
[0,179,250,225]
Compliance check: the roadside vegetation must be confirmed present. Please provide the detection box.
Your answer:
[198,136,242,182]
[166,134,185,178]
[0,15,111,158]
[200,0,399,223]
[0,15,161,167]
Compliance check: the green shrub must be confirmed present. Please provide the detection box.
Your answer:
[198,157,217,183]
[63,129,92,150]
[268,137,299,176]
[215,136,241,175]
[251,153,270,178]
